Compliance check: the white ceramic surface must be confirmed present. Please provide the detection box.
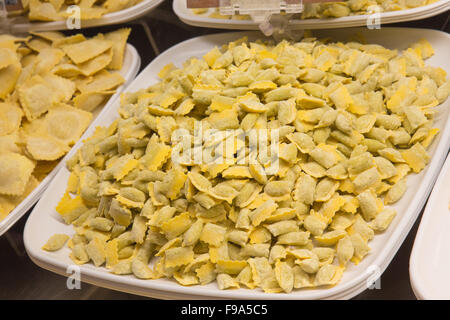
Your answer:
[7,0,164,33]
[25,28,450,300]
[0,44,141,237]
[410,152,450,300]
[173,0,450,30]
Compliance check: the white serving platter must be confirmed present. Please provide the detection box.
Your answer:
[24,28,450,300]
[173,0,450,30]
[0,44,141,237]
[7,0,164,33]
[410,152,450,300]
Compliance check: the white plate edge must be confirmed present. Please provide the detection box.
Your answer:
[9,0,165,33]
[409,152,450,300]
[24,28,450,300]
[173,0,450,30]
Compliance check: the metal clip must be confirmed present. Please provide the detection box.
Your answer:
[219,0,303,38]
[0,0,22,34]
[266,14,304,42]
[0,0,9,33]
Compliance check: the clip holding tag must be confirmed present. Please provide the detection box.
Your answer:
[0,0,9,33]
[0,0,24,33]
[0,0,7,18]
[218,0,304,39]
[267,14,304,42]
[219,0,303,16]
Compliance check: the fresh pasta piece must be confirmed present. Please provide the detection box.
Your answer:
[42,234,69,251]
[353,167,381,194]
[275,261,294,293]
[85,238,106,267]
[0,153,35,196]
[0,30,129,220]
[385,178,407,204]
[165,247,194,268]
[357,190,382,221]
[294,173,316,205]
[314,178,339,202]
[370,208,397,232]
[309,144,340,169]
[19,75,67,121]
[0,62,21,99]
[401,143,430,173]
[0,102,22,135]
[105,28,131,70]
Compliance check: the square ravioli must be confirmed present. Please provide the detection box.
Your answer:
[0,153,35,196]
[0,29,130,221]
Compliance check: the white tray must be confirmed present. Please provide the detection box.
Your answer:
[24,28,450,300]
[0,44,141,237]
[410,152,450,300]
[173,0,450,30]
[8,0,164,33]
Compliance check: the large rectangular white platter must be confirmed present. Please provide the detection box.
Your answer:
[7,0,164,33]
[410,152,450,300]
[173,0,450,30]
[0,44,141,237]
[24,28,450,300]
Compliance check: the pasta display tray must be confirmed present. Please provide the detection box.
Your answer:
[6,0,164,33]
[173,0,450,30]
[410,153,450,300]
[24,28,450,299]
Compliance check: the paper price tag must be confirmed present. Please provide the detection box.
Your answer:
[1,0,23,12]
[187,0,335,8]
[187,0,220,8]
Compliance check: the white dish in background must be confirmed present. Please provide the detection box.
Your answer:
[7,0,164,33]
[410,152,450,300]
[0,44,141,237]
[25,28,450,300]
[173,0,450,30]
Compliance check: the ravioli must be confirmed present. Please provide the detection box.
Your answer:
[0,30,129,220]
[0,102,23,136]
[48,34,448,294]
[0,62,21,99]
[62,38,113,64]
[41,104,93,145]
[0,153,35,196]
[20,0,142,22]
[19,75,63,121]
[196,0,434,21]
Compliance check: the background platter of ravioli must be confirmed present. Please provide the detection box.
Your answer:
[173,0,450,30]
[5,0,165,33]
[24,28,450,299]
[0,28,137,232]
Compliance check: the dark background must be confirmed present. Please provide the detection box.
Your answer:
[1,1,448,300]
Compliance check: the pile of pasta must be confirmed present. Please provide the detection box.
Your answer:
[9,0,142,22]
[300,0,437,19]
[44,34,450,294]
[0,28,130,221]
[191,0,436,20]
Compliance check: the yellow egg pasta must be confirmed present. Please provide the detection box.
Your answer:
[0,29,129,221]
[49,34,448,294]
[7,0,142,22]
[193,0,435,21]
